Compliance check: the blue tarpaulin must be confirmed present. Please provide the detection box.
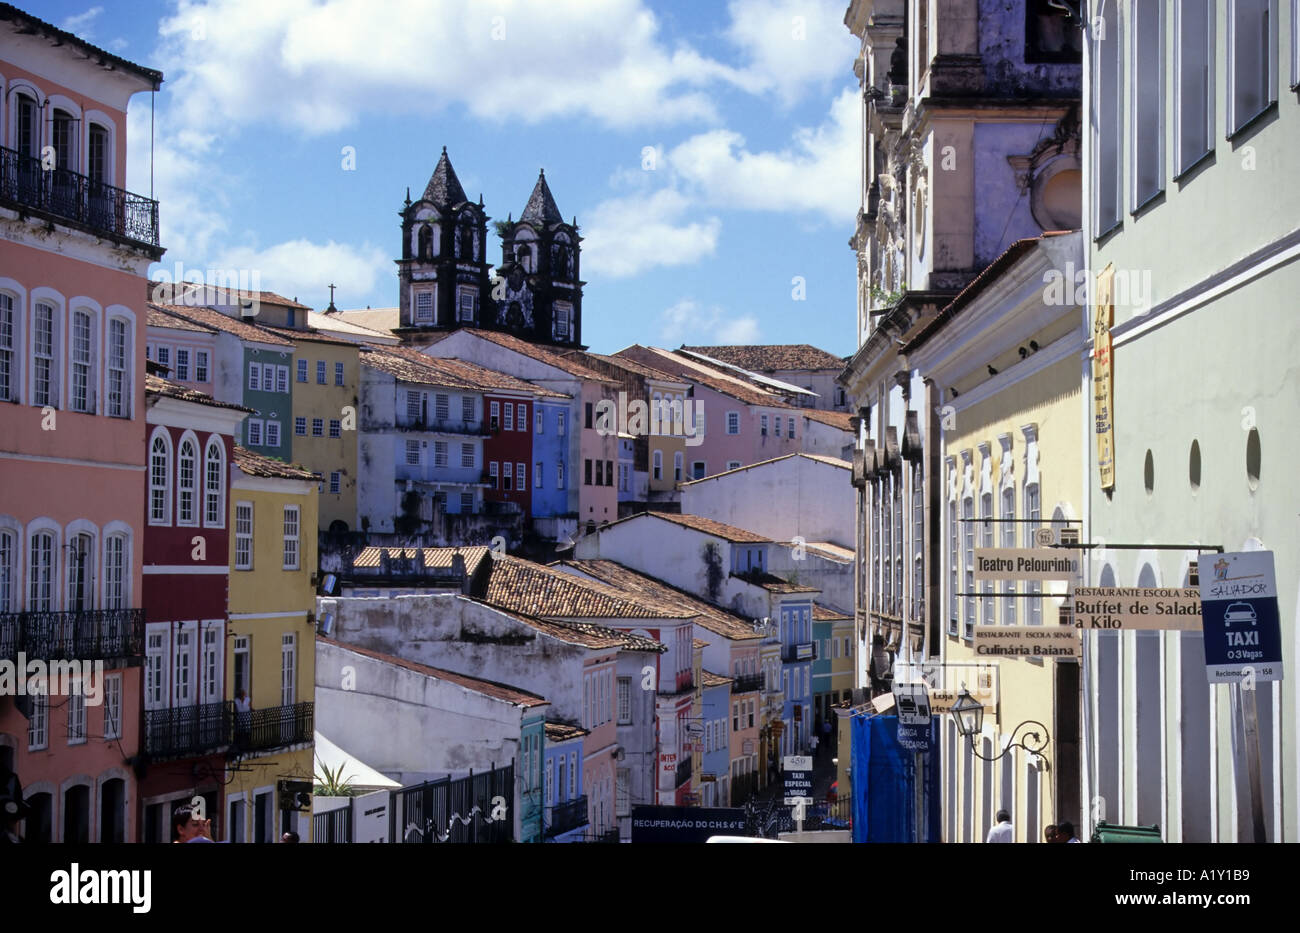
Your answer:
[850,714,941,843]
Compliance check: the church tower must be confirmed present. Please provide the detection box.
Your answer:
[494,169,584,348]
[397,147,492,339]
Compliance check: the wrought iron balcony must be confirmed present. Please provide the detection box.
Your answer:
[234,701,314,754]
[732,673,764,694]
[0,608,144,663]
[143,701,233,761]
[781,642,816,663]
[0,146,160,252]
[546,795,588,837]
[676,756,692,786]
[399,418,490,437]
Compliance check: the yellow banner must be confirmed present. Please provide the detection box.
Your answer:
[1093,265,1115,490]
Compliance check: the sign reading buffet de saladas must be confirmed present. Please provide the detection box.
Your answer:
[973,548,1081,582]
[973,625,1082,658]
[1071,587,1203,630]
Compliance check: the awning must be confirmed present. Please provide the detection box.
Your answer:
[313,731,401,791]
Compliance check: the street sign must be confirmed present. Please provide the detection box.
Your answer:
[974,548,1080,581]
[871,692,896,713]
[892,682,931,725]
[1071,587,1203,630]
[896,720,929,750]
[630,805,750,843]
[1200,551,1283,684]
[783,755,812,771]
[973,625,1082,659]
[782,755,813,806]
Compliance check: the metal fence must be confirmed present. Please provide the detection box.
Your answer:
[0,608,144,662]
[313,806,352,843]
[391,763,514,844]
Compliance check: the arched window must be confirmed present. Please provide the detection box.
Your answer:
[14,93,39,158]
[0,526,16,612]
[177,437,198,525]
[418,224,433,260]
[204,438,225,527]
[69,309,96,413]
[149,431,172,525]
[0,292,18,402]
[66,531,94,612]
[106,317,130,418]
[32,301,58,408]
[103,533,127,609]
[459,224,474,260]
[28,530,55,611]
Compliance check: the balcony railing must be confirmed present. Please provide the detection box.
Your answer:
[0,145,160,250]
[732,673,763,694]
[546,795,589,837]
[144,701,232,761]
[399,418,490,437]
[676,756,692,787]
[235,701,314,754]
[0,608,144,662]
[781,642,816,663]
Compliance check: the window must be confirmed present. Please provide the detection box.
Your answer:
[67,683,86,744]
[535,463,543,489]
[435,394,449,421]
[262,364,274,392]
[461,443,474,468]
[297,359,308,382]
[1093,0,1122,235]
[557,411,565,435]
[1131,0,1165,209]
[105,533,130,610]
[460,492,474,513]
[585,459,593,486]
[727,460,742,471]
[235,503,253,569]
[33,302,56,407]
[554,302,571,338]
[980,491,994,624]
[329,419,341,438]
[652,450,662,480]
[276,366,288,394]
[204,439,225,526]
[434,441,448,467]
[335,362,345,386]
[156,346,170,368]
[70,310,94,412]
[404,440,421,466]
[458,288,476,322]
[66,533,93,611]
[1175,0,1214,174]
[150,432,172,524]
[462,396,475,423]
[295,417,306,436]
[787,417,795,439]
[196,350,209,382]
[504,403,514,431]
[107,318,129,417]
[489,401,499,430]
[620,462,630,490]
[415,290,434,322]
[248,363,260,392]
[1024,484,1042,624]
[28,693,47,750]
[726,411,740,435]
[518,403,528,432]
[3,294,22,400]
[202,626,220,701]
[174,347,190,382]
[329,471,341,494]
[760,414,768,436]
[247,420,262,446]
[1228,0,1277,134]
[535,409,543,433]
[557,462,565,488]
[503,461,513,490]
[516,462,526,492]
[673,451,683,482]
[911,460,924,619]
[312,418,323,437]
[104,674,122,740]
[281,633,297,705]
[1001,485,1016,625]
[87,121,109,182]
[594,460,604,486]
[282,506,300,570]
[317,361,327,384]
[585,403,593,429]
[962,495,975,638]
[266,421,281,448]
[489,461,498,487]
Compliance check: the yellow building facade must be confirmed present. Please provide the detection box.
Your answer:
[223,446,319,842]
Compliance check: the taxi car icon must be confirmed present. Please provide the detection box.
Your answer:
[1223,602,1257,627]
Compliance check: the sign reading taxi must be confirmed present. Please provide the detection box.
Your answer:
[1200,551,1283,684]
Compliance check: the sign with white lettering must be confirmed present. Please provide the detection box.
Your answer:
[892,682,931,725]
[1200,551,1283,684]
[973,625,1082,659]
[974,548,1081,581]
[1071,587,1203,630]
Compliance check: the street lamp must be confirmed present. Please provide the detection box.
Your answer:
[949,689,1050,764]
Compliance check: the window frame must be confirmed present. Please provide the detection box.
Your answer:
[316,360,327,384]
[149,428,173,525]
[234,502,253,570]
[282,505,300,571]
[31,299,59,408]
[1227,0,1279,137]
[1173,0,1216,177]
[68,307,97,413]
[1129,0,1167,211]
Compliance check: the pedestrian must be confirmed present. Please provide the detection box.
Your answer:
[1058,820,1081,843]
[281,831,300,843]
[0,795,27,844]
[172,804,215,843]
[986,809,1014,843]
[234,688,252,746]
[1043,823,1058,844]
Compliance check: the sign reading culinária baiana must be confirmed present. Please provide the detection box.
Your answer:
[973,549,1080,582]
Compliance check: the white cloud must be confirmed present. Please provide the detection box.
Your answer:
[61,6,103,39]
[582,189,721,279]
[725,0,859,106]
[658,298,759,345]
[666,88,860,224]
[212,240,390,308]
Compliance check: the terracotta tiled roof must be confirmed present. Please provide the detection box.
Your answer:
[232,445,320,481]
[167,282,312,310]
[430,354,570,399]
[456,329,615,383]
[147,302,294,347]
[737,573,819,594]
[616,345,792,409]
[693,638,708,649]
[308,310,401,343]
[363,347,568,398]
[352,545,490,575]
[259,324,356,346]
[680,344,848,372]
[459,598,635,650]
[480,554,688,621]
[146,374,253,413]
[813,604,853,621]
[558,560,763,642]
[329,308,400,334]
[678,452,850,486]
[797,542,854,563]
[581,352,687,384]
[801,409,855,432]
[545,721,589,742]
[319,636,548,708]
[147,306,216,334]
[701,670,734,688]
[642,512,772,544]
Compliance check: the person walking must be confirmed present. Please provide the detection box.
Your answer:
[985,809,1014,843]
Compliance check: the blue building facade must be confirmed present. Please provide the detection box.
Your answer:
[542,723,588,842]
[531,398,570,520]
[700,674,732,807]
[780,599,815,756]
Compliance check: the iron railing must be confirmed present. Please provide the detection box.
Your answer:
[313,806,353,843]
[546,795,588,837]
[0,145,160,249]
[399,418,490,437]
[732,673,763,693]
[392,764,515,843]
[143,700,232,760]
[236,701,314,753]
[0,608,144,662]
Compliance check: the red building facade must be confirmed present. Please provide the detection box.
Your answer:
[482,392,536,518]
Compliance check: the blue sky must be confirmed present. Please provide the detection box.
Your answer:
[48,0,861,357]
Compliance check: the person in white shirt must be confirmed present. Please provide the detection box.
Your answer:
[985,810,1014,843]
[1058,820,1081,843]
